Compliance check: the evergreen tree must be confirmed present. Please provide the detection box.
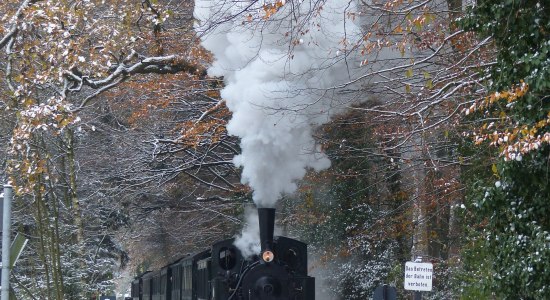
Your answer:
[460,0,550,298]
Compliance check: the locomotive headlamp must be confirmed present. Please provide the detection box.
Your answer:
[262,250,275,263]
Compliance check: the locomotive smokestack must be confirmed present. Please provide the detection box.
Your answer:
[258,208,275,257]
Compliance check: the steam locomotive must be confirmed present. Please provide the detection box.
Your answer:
[130,208,315,300]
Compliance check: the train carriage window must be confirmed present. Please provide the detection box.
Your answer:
[183,264,192,291]
[188,266,193,290]
[181,266,187,291]
[143,279,151,300]
[173,266,180,292]
[183,266,187,291]
[218,247,236,270]
[184,266,187,291]
[181,267,187,291]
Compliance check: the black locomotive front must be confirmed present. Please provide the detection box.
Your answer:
[213,208,314,300]
[131,207,315,300]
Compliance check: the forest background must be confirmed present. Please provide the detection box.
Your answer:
[0,0,548,299]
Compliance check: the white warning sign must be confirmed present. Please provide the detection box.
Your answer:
[404,262,433,291]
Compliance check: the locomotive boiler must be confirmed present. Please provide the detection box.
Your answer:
[130,207,315,300]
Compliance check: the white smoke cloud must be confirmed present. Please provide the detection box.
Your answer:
[233,207,261,258]
[234,207,283,258]
[194,0,362,208]
[194,0,362,256]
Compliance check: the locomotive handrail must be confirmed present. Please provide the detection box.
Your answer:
[227,260,261,300]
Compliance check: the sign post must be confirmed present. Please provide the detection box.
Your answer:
[373,284,397,300]
[404,261,433,298]
[1,185,12,300]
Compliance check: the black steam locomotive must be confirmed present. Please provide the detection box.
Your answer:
[130,208,315,300]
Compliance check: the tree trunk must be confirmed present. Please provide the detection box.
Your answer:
[34,182,53,298]
[66,129,84,245]
[65,128,87,298]
[402,134,429,260]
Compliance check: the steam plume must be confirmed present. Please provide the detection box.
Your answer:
[233,207,283,257]
[194,0,361,208]
[194,0,361,257]
[233,207,262,258]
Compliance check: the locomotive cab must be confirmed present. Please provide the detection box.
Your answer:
[210,239,244,300]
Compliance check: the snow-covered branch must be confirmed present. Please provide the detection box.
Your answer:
[0,0,41,50]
